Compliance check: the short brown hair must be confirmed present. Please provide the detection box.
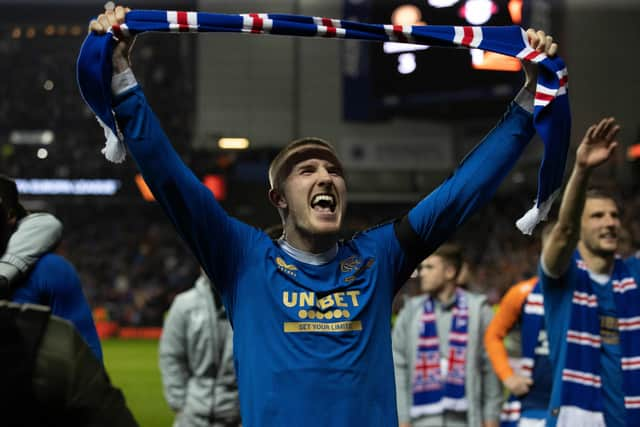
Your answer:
[268,137,343,190]
[432,243,464,277]
[585,188,621,210]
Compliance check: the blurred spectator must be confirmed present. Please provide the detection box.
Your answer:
[1,175,102,361]
[159,273,240,427]
[0,301,138,426]
[393,243,501,427]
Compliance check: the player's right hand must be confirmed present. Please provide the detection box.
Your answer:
[576,117,620,171]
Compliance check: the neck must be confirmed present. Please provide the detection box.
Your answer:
[434,282,457,304]
[283,230,338,254]
[577,241,615,275]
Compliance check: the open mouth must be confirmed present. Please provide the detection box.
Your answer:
[599,231,617,242]
[310,193,336,213]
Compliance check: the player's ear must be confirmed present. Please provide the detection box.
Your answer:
[268,188,287,209]
[444,264,457,282]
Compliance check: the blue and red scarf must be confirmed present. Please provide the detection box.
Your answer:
[556,253,640,427]
[411,290,468,417]
[77,10,571,233]
[500,282,546,426]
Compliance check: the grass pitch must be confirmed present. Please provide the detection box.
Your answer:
[102,339,174,427]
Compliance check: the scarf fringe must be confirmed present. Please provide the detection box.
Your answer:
[441,396,468,412]
[410,401,445,417]
[516,188,560,235]
[97,116,126,163]
[409,396,468,418]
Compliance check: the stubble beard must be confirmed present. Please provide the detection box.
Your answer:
[583,236,617,259]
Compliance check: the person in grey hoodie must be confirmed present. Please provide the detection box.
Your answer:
[0,175,62,298]
[393,243,501,427]
[159,273,240,427]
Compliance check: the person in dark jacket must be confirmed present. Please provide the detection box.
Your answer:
[0,300,138,427]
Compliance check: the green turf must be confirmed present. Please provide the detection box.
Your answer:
[102,339,174,427]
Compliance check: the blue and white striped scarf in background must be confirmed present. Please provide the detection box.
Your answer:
[76,10,571,234]
[557,253,640,427]
[411,290,468,418]
[500,282,545,427]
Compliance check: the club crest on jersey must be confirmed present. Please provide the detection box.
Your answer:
[340,256,361,272]
[344,258,375,283]
[276,257,297,277]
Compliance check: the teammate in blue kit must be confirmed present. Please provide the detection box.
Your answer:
[540,118,640,427]
[0,175,103,362]
[91,6,559,427]
[0,176,63,298]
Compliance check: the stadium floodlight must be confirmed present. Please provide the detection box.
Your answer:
[9,130,54,145]
[461,0,498,25]
[428,0,460,7]
[218,137,250,150]
[397,53,417,74]
[36,148,48,159]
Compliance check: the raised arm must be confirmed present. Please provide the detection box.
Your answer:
[541,118,620,278]
[398,31,556,263]
[89,7,259,297]
[0,213,62,286]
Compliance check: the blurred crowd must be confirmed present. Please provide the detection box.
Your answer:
[0,17,195,180]
[40,187,637,327]
[54,205,200,327]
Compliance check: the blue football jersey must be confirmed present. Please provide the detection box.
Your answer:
[115,85,534,426]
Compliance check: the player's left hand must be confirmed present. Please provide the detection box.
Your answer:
[522,28,558,92]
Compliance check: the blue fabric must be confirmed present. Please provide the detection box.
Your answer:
[76,10,570,233]
[519,282,552,415]
[540,253,640,427]
[628,256,640,278]
[521,352,553,414]
[540,261,575,427]
[76,31,116,137]
[11,254,103,363]
[522,408,547,419]
[500,282,551,427]
[111,86,535,427]
[408,102,534,251]
[521,282,545,359]
[591,280,625,427]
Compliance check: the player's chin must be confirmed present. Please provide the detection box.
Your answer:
[600,237,618,250]
[595,243,617,257]
[311,220,341,236]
